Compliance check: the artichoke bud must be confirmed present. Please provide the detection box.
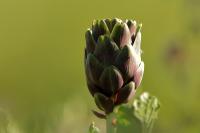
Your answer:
[94,93,114,114]
[99,66,124,96]
[84,18,144,115]
[115,81,135,104]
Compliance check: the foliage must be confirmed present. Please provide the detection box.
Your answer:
[88,122,100,133]
[89,92,160,133]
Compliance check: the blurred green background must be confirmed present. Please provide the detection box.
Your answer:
[0,0,200,132]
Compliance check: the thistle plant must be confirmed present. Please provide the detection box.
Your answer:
[84,18,160,133]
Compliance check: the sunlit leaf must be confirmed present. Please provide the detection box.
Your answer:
[89,122,100,133]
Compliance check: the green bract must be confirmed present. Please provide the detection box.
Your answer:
[84,18,144,115]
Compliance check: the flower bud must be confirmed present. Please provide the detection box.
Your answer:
[84,18,144,115]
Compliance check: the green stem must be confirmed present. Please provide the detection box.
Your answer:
[142,120,154,133]
[148,119,155,133]
[106,116,117,133]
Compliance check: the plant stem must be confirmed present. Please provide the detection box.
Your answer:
[106,116,117,133]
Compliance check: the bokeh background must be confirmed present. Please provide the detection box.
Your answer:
[0,0,200,132]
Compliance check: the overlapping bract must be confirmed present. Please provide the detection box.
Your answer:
[84,18,144,115]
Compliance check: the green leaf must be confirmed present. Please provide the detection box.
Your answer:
[133,92,161,133]
[89,122,100,133]
[105,92,160,133]
[106,104,142,133]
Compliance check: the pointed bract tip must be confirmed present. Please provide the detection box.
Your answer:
[137,24,142,32]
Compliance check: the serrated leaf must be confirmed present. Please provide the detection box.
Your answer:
[133,92,161,133]
[105,92,160,133]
